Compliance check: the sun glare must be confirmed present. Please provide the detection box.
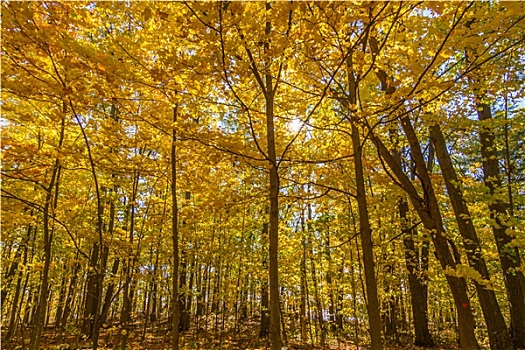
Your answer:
[288,118,303,133]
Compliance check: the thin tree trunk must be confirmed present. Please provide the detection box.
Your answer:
[54,265,68,328]
[45,288,53,326]
[30,111,65,350]
[265,45,282,350]
[258,5,281,347]
[70,100,105,350]
[171,105,180,350]
[196,261,206,318]
[60,259,80,330]
[300,218,307,343]
[83,244,100,337]
[306,201,325,348]
[325,228,337,332]
[260,224,270,338]
[100,258,120,325]
[6,225,33,342]
[151,184,168,324]
[119,171,139,350]
[1,243,24,310]
[346,54,383,350]
[179,249,190,332]
[141,265,153,345]
[400,199,434,347]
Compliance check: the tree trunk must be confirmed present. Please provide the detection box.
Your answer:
[371,122,479,349]
[300,218,308,343]
[266,50,282,350]
[100,258,120,325]
[6,225,32,342]
[400,199,434,347]
[196,261,205,318]
[1,243,23,310]
[299,210,308,344]
[171,105,180,350]
[179,249,190,332]
[30,112,65,350]
[324,229,337,332]
[260,223,270,338]
[119,172,139,350]
[346,54,383,350]
[477,103,525,349]
[60,259,80,330]
[395,140,434,347]
[368,37,479,348]
[83,244,100,337]
[306,202,326,347]
[54,265,68,328]
[402,116,478,349]
[430,123,514,350]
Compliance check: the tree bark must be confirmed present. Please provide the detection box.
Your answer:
[400,199,434,347]
[368,36,479,348]
[477,103,525,349]
[265,48,282,350]
[179,249,191,332]
[171,105,180,350]
[260,223,270,338]
[30,112,65,350]
[54,265,68,328]
[430,123,514,350]
[100,258,119,325]
[83,244,100,337]
[300,230,307,343]
[346,54,383,350]
[307,202,325,347]
[370,124,479,349]
[119,171,139,350]
[396,141,434,347]
[6,224,33,342]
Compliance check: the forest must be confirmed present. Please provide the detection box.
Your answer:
[1,1,525,350]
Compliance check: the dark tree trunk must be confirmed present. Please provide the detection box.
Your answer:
[477,103,525,349]
[370,127,479,349]
[179,249,190,332]
[324,230,337,332]
[346,54,383,350]
[299,222,308,343]
[119,172,139,350]
[1,243,24,310]
[83,244,100,337]
[430,124,514,350]
[260,223,270,338]
[196,262,206,318]
[30,113,65,350]
[395,140,434,348]
[54,265,68,328]
[100,258,120,325]
[400,200,434,347]
[6,225,32,342]
[368,38,479,348]
[171,105,180,350]
[60,260,80,330]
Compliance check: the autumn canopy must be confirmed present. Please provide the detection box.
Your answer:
[1,2,525,350]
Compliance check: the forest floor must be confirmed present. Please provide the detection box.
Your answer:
[1,331,461,350]
[2,322,462,350]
